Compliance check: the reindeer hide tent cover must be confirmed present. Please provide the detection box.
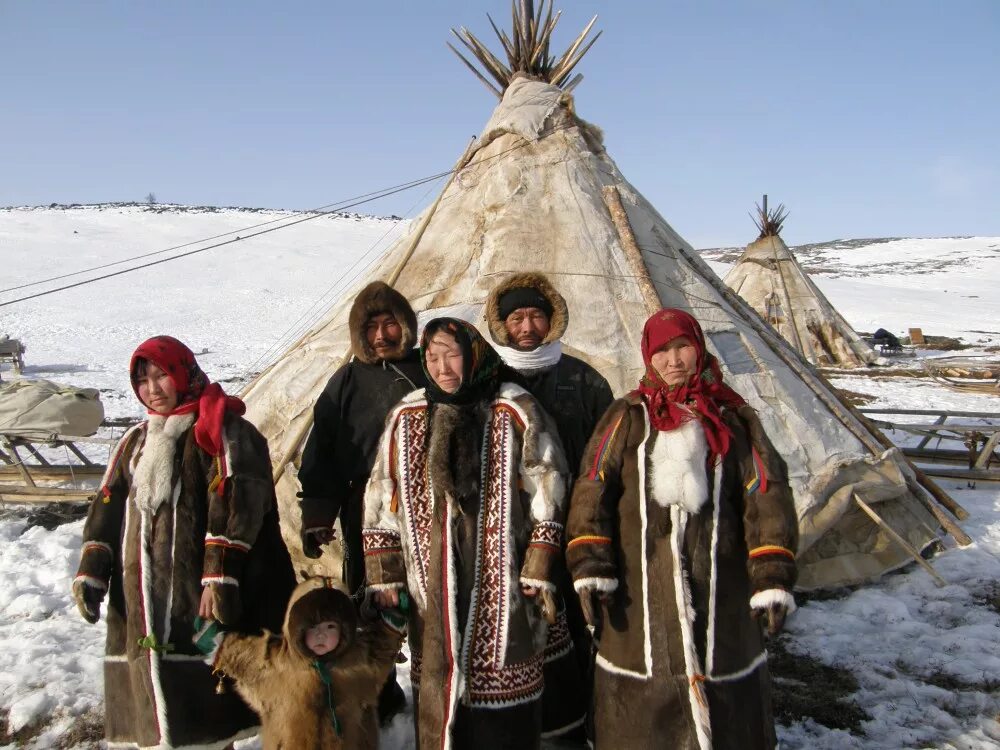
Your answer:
[242,76,941,591]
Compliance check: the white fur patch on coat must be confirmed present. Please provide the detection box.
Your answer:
[749,588,797,615]
[131,413,195,514]
[647,419,710,514]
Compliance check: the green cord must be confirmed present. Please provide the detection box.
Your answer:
[312,661,342,737]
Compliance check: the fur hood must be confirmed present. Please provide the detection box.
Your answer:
[484,271,569,347]
[349,281,418,364]
[283,577,358,663]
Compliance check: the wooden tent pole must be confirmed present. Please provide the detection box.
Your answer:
[771,235,812,361]
[603,185,660,315]
[270,138,478,484]
[649,224,970,535]
[853,494,946,587]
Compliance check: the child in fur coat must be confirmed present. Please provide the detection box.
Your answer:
[195,577,406,750]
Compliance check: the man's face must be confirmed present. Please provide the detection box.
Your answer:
[504,307,551,352]
[365,312,403,360]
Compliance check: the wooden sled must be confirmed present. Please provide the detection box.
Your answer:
[0,428,121,503]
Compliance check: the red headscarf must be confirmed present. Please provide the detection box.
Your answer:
[129,335,246,457]
[632,309,746,458]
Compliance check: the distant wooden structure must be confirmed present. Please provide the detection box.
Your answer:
[859,407,1000,483]
[0,337,26,377]
[921,356,1000,395]
[908,327,926,345]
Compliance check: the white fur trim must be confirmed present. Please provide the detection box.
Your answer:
[518,577,556,592]
[595,406,652,680]
[750,588,797,615]
[670,505,712,750]
[709,651,768,684]
[705,460,724,677]
[131,412,194,514]
[205,534,251,551]
[443,488,461,750]
[97,422,145,490]
[496,340,563,372]
[366,581,406,593]
[573,576,618,595]
[201,576,240,587]
[103,654,128,663]
[74,574,108,592]
[540,714,586,739]
[138,509,171,746]
[496,381,530,400]
[647,419,709,513]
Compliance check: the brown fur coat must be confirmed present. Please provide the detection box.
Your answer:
[566,396,798,750]
[74,412,295,749]
[210,578,405,750]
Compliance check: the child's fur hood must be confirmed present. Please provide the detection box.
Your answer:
[349,282,418,364]
[484,271,569,346]
[283,577,358,663]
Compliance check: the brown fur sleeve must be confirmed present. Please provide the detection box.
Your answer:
[213,632,284,710]
[513,391,570,590]
[75,427,141,588]
[337,622,406,702]
[734,406,799,594]
[202,416,273,593]
[565,398,633,588]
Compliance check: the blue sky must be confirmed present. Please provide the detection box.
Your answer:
[2,1,997,247]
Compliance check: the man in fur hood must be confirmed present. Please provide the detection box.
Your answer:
[298,280,427,722]
[484,272,615,742]
[196,577,407,750]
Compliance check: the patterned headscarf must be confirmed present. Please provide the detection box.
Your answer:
[130,335,246,457]
[420,318,519,406]
[632,309,746,458]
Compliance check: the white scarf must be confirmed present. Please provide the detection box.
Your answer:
[496,340,563,373]
[132,413,195,514]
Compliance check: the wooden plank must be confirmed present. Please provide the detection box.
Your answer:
[1,438,36,488]
[0,465,103,481]
[859,408,1000,419]
[64,441,95,466]
[0,485,95,501]
[918,467,1000,482]
[916,415,948,449]
[974,432,1000,470]
[905,447,984,465]
[18,441,52,466]
[865,422,1000,433]
[854,494,946,587]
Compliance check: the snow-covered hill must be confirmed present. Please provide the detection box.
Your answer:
[1,205,999,749]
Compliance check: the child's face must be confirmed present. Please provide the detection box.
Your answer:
[304,620,342,656]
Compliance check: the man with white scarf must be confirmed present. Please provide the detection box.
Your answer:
[484,271,614,745]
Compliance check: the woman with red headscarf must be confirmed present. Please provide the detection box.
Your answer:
[565,309,798,750]
[71,335,295,749]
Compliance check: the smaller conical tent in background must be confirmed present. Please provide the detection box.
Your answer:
[724,199,882,369]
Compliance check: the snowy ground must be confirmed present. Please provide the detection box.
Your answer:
[1,207,999,748]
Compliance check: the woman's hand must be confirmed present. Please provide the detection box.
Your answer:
[374,589,400,609]
[199,585,216,620]
[520,584,538,597]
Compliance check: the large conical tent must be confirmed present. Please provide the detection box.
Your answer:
[243,1,962,590]
[724,200,882,368]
